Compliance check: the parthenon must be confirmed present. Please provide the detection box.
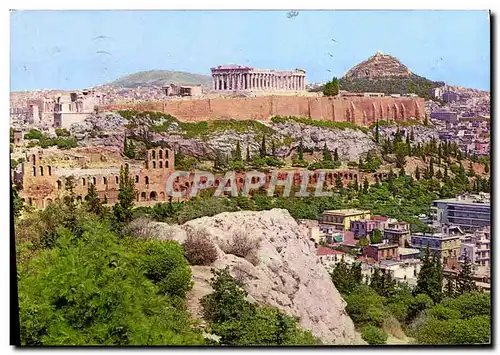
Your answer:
[211,64,306,92]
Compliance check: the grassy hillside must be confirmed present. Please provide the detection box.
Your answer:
[108,70,212,88]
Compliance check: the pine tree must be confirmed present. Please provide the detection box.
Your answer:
[335,174,343,191]
[333,148,339,162]
[457,256,477,295]
[85,183,103,215]
[353,176,359,191]
[375,119,380,143]
[113,164,136,229]
[233,140,243,162]
[406,134,412,156]
[428,158,434,178]
[358,157,364,169]
[64,175,78,233]
[323,143,332,162]
[297,140,304,161]
[271,140,276,156]
[410,128,415,141]
[246,144,251,163]
[484,162,489,174]
[415,166,420,180]
[363,177,369,193]
[444,275,456,298]
[414,245,442,303]
[260,135,267,157]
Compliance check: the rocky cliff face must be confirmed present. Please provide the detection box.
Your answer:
[152,209,364,345]
[344,51,413,80]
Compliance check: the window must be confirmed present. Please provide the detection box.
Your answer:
[103,177,107,185]
[82,178,86,186]
[135,175,139,183]
[145,176,149,184]
[48,166,52,176]
[115,176,119,184]
[159,161,163,168]
[159,150,163,159]
[32,166,36,177]
[152,151,156,159]
[92,177,97,185]
[152,161,156,168]
[40,166,44,176]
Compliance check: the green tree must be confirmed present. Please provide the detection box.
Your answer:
[233,140,243,162]
[456,256,477,295]
[362,177,369,194]
[323,77,339,96]
[333,148,339,162]
[246,144,251,163]
[113,164,136,229]
[322,143,332,162]
[361,325,388,345]
[18,222,204,345]
[415,166,421,180]
[444,275,456,298]
[12,183,24,218]
[484,162,489,174]
[414,246,442,303]
[85,183,103,216]
[371,229,383,244]
[260,135,267,157]
[374,119,380,143]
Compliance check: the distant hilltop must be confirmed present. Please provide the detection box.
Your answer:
[311,51,445,100]
[107,70,212,88]
[343,51,413,80]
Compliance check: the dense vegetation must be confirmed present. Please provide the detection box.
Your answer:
[14,168,319,346]
[329,255,490,345]
[119,110,274,140]
[310,75,444,101]
[24,128,78,149]
[271,115,369,133]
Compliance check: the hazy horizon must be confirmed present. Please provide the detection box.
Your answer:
[10,10,491,91]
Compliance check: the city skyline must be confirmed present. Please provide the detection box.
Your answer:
[10,10,490,91]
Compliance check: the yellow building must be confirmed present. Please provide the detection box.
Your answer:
[319,209,371,231]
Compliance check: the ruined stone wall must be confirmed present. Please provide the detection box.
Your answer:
[99,95,425,126]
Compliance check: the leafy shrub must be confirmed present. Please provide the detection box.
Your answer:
[271,116,369,133]
[345,284,387,327]
[183,229,218,265]
[361,325,388,345]
[24,129,43,140]
[201,268,317,345]
[139,240,193,298]
[55,128,71,137]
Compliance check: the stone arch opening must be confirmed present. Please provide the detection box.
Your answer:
[32,166,36,177]
[150,191,158,201]
[115,176,119,184]
[40,166,44,176]
[57,180,62,190]
[103,177,107,185]
[135,175,139,183]
[46,198,53,206]
[145,176,149,184]
[159,191,165,201]
[82,177,86,185]
[159,150,163,159]
[92,177,97,185]
[349,173,353,180]
[152,161,156,169]
[48,166,52,176]
[140,192,147,201]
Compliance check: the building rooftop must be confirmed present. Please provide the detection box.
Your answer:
[316,246,345,256]
[323,209,370,216]
[433,194,490,206]
[398,247,421,256]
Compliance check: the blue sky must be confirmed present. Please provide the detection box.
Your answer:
[10,10,490,91]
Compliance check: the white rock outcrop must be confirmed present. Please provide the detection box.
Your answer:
[156,209,364,344]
